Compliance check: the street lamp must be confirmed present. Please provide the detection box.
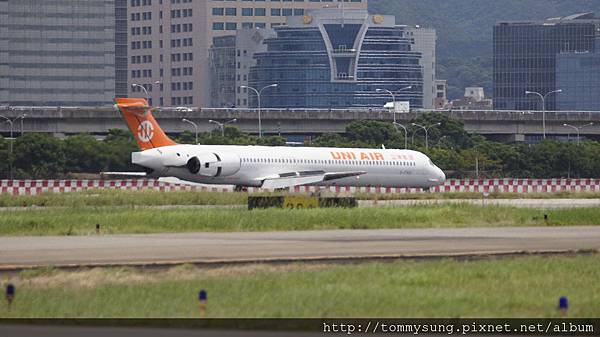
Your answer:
[376,86,412,124]
[0,114,26,179]
[393,122,408,149]
[525,89,562,139]
[209,119,237,137]
[563,123,593,145]
[0,114,26,152]
[132,83,150,103]
[411,122,441,149]
[181,118,198,144]
[241,84,277,138]
[153,80,162,97]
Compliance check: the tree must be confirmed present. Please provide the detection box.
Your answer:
[0,136,11,178]
[345,120,397,147]
[257,135,286,146]
[175,130,196,144]
[312,133,351,148]
[64,134,107,173]
[13,133,65,178]
[411,113,473,150]
[103,129,139,172]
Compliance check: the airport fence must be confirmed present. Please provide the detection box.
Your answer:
[1,179,600,195]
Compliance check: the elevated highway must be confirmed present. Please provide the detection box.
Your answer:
[1,106,599,141]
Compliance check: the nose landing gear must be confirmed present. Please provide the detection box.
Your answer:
[234,185,248,192]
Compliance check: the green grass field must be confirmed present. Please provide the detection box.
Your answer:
[1,204,599,236]
[1,255,598,318]
[2,189,600,208]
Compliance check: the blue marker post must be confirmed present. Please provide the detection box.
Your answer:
[198,289,207,316]
[558,296,568,316]
[6,284,15,310]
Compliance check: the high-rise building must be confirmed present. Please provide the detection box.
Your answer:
[405,26,436,109]
[0,0,119,106]
[210,28,275,108]
[128,0,367,107]
[556,49,600,111]
[115,0,129,98]
[248,8,425,108]
[434,79,447,109]
[494,13,600,111]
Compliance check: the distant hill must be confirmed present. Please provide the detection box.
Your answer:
[368,0,600,99]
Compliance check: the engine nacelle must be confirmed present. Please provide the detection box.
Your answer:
[186,152,240,177]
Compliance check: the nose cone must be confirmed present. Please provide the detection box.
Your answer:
[436,167,446,184]
[427,166,446,186]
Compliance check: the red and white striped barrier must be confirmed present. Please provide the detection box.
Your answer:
[1,179,599,195]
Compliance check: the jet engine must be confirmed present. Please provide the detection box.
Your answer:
[186,152,240,177]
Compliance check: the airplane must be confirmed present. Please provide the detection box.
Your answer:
[113,98,446,190]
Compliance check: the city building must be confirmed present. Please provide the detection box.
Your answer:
[210,28,275,108]
[128,0,367,107]
[465,87,485,102]
[210,35,237,108]
[449,87,493,110]
[0,0,121,106]
[115,0,129,98]
[434,79,447,109]
[556,49,600,111]
[494,12,600,111]
[405,26,436,109]
[248,8,426,109]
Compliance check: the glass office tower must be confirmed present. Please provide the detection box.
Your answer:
[556,49,600,111]
[493,13,600,110]
[249,9,424,109]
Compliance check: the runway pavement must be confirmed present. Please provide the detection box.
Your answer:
[1,226,599,270]
[358,198,600,208]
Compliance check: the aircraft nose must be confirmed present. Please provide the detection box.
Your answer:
[426,166,446,185]
[437,167,446,184]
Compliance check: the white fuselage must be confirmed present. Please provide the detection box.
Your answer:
[132,144,446,188]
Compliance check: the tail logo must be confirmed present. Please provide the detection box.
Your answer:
[137,120,154,142]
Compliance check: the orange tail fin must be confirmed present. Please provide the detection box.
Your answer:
[114,98,177,150]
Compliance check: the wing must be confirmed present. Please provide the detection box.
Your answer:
[259,170,366,189]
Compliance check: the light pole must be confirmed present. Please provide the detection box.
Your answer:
[0,114,26,153]
[411,122,441,149]
[209,119,237,137]
[393,122,408,149]
[132,83,150,103]
[241,84,277,138]
[19,114,26,136]
[563,123,593,145]
[376,86,412,123]
[181,118,198,144]
[525,89,562,140]
[153,81,162,106]
[0,114,26,179]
